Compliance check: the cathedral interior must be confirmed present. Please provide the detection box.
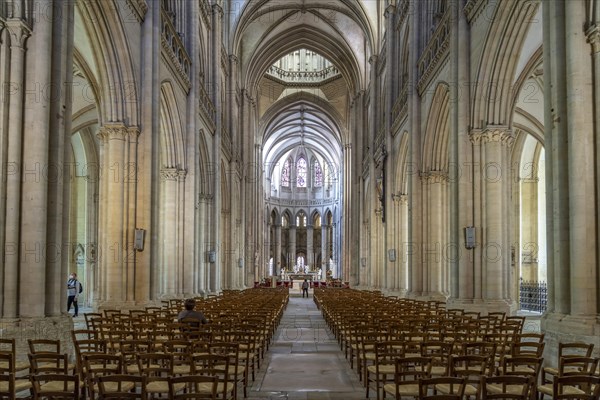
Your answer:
[1,0,600,395]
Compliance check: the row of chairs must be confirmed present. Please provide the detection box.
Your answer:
[0,287,290,399]
[314,288,600,400]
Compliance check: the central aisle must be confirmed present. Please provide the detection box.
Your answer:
[249,291,367,400]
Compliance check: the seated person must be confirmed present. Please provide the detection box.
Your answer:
[177,298,208,326]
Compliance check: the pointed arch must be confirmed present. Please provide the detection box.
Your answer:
[395,131,410,195]
[471,1,540,128]
[76,0,140,126]
[159,82,186,169]
[422,82,450,172]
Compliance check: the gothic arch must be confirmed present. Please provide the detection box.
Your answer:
[394,131,410,195]
[471,1,540,128]
[422,83,450,173]
[159,82,186,170]
[243,25,363,96]
[76,0,140,126]
[198,130,212,197]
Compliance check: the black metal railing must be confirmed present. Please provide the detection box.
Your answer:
[519,280,547,313]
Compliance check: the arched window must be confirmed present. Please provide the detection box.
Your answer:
[314,161,323,187]
[296,156,307,187]
[281,159,290,187]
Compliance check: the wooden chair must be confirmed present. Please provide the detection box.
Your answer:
[137,352,181,397]
[191,354,235,400]
[169,375,219,400]
[210,342,242,400]
[480,375,535,400]
[383,356,432,399]
[28,353,70,375]
[163,339,193,376]
[30,373,79,399]
[552,374,600,400]
[0,373,14,400]
[0,338,29,374]
[119,339,152,374]
[83,353,124,398]
[437,355,490,399]
[366,341,405,400]
[97,374,147,399]
[419,376,466,400]
[0,354,31,398]
[541,342,595,387]
[538,356,599,399]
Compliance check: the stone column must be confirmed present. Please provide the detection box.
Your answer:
[289,224,296,270]
[470,129,514,310]
[19,0,56,317]
[97,124,139,306]
[306,224,314,268]
[565,1,596,316]
[449,0,474,302]
[264,221,271,277]
[588,24,600,297]
[274,223,282,276]
[209,3,223,293]
[2,19,29,318]
[424,171,447,298]
[160,168,179,296]
[321,223,328,272]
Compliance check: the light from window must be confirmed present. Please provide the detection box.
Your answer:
[314,161,323,187]
[297,156,307,187]
[281,159,290,187]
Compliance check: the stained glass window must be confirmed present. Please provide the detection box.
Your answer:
[281,159,290,187]
[314,161,323,187]
[296,156,307,187]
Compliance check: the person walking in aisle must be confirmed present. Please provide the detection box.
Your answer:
[67,272,81,317]
[302,279,309,298]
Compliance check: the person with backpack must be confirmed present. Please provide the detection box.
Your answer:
[67,272,82,317]
[302,279,309,298]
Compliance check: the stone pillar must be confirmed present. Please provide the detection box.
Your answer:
[306,224,314,268]
[423,171,448,298]
[160,168,179,296]
[448,0,474,303]
[565,1,596,316]
[542,0,600,365]
[264,222,271,277]
[470,128,514,312]
[97,124,139,306]
[289,225,296,270]
[398,195,409,294]
[19,0,57,317]
[274,223,282,276]
[2,19,29,318]
[321,223,328,272]
[209,3,223,294]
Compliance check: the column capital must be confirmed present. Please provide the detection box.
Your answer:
[586,24,600,53]
[229,54,239,65]
[469,127,514,146]
[421,170,448,184]
[5,19,31,49]
[97,123,128,142]
[392,193,408,204]
[385,4,396,19]
[369,55,379,65]
[161,168,179,181]
[177,169,187,181]
[212,4,224,18]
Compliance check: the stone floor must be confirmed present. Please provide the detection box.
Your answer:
[247,291,368,400]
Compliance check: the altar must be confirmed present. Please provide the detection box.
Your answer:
[287,273,318,281]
